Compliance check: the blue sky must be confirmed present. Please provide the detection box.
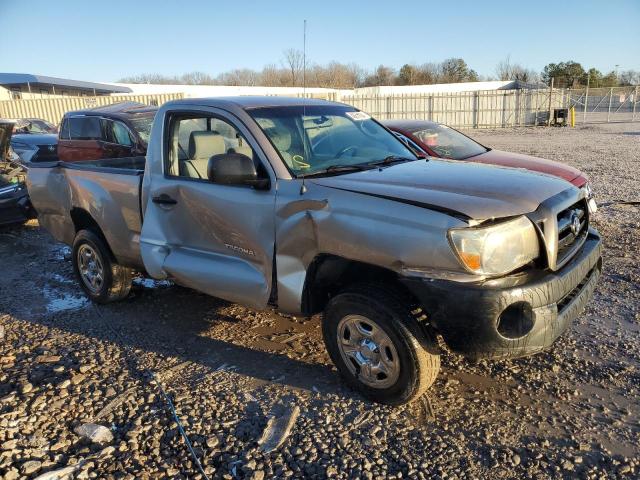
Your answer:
[1,0,638,82]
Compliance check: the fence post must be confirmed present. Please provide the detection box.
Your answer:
[607,87,613,122]
[634,86,638,122]
[473,91,479,128]
[547,78,554,126]
[583,73,590,124]
[423,94,426,120]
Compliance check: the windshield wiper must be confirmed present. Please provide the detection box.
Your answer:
[300,164,373,178]
[366,155,417,167]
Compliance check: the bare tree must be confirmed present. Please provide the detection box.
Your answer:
[282,48,304,87]
[363,65,396,87]
[118,73,178,84]
[259,64,286,86]
[216,69,259,86]
[495,55,514,80]
[619,70,640,86]
[180,71,215,85]
[495,56,539,83]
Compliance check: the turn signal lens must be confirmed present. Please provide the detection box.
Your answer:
[459,252,481,271]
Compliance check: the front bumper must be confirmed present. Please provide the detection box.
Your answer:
[402,228,602,360]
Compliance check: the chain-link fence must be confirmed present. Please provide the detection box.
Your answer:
[341,86,639,128]
[566,86,639,124]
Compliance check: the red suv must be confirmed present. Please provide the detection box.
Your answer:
[383,120,596,212]
[58,102,157,162]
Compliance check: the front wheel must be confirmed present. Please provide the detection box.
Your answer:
[322,284,440,405]
[72,229,132,304]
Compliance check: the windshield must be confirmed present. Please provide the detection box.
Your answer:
[412,124,487,160]
[249,105,416,176]
[129,113,155,145]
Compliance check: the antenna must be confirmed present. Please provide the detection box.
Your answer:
[300,19,308,195]
[303,19,307,101]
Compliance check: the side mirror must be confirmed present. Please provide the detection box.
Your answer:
[207,153,269,189]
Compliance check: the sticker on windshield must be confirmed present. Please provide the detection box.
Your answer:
[345,111,371,121]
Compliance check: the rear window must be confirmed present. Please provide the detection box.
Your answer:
[68,117,103,141]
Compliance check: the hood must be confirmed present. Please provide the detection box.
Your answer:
[11,133,58,146]
[0,121,13,161]
[472,149,583,185]
[311,159,576,221]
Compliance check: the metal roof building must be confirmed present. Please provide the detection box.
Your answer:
[0,73,132,100]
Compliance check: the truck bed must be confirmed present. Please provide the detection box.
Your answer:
[26,157,146,269]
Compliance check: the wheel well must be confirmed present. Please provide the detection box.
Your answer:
[69,208,114,258]
[301,254,419,316]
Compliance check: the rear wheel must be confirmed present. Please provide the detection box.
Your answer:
[322,284,440,405]
[72,229,132,304]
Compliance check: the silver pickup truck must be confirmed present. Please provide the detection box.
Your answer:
[27,97,602,405]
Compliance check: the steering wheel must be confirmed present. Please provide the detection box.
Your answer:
[336,145,358,158]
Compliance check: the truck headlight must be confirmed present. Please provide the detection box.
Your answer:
[448,216,540,276]
[583,183,598,214]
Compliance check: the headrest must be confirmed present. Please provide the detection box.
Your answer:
[189,131,225,160]
[264,125,292,152]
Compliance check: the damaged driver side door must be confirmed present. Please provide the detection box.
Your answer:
[140,107,276,309]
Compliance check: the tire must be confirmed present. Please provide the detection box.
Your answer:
[322,284,440,405]
[72,229,132,304]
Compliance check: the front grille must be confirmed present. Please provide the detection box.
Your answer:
[33,144,58,161]
[556,199,588,266]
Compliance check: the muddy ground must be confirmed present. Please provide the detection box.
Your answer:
[1,123,639,479]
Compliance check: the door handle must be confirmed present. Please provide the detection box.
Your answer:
[152,193,177,205]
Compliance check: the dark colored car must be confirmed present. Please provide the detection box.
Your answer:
[12,118,58,135]
[10,132,58,163]
[0,121,36,225]
[383,120,597,212]
[57,102,157,162]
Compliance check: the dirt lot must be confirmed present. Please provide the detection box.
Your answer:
[1,123,639,479]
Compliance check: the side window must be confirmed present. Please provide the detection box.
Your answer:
[68,117,102,140]
[166,114,257,181]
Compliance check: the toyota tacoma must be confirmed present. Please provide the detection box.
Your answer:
[26,97,602,405]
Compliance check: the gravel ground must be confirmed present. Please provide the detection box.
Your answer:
[1,123,639,479]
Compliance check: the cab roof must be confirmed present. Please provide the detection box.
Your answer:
[168,96,349,110]
[64,101,158,119]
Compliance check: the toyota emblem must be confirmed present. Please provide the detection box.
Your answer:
[570,212,581,236]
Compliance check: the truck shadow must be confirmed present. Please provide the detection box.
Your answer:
[16,283,351,400]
